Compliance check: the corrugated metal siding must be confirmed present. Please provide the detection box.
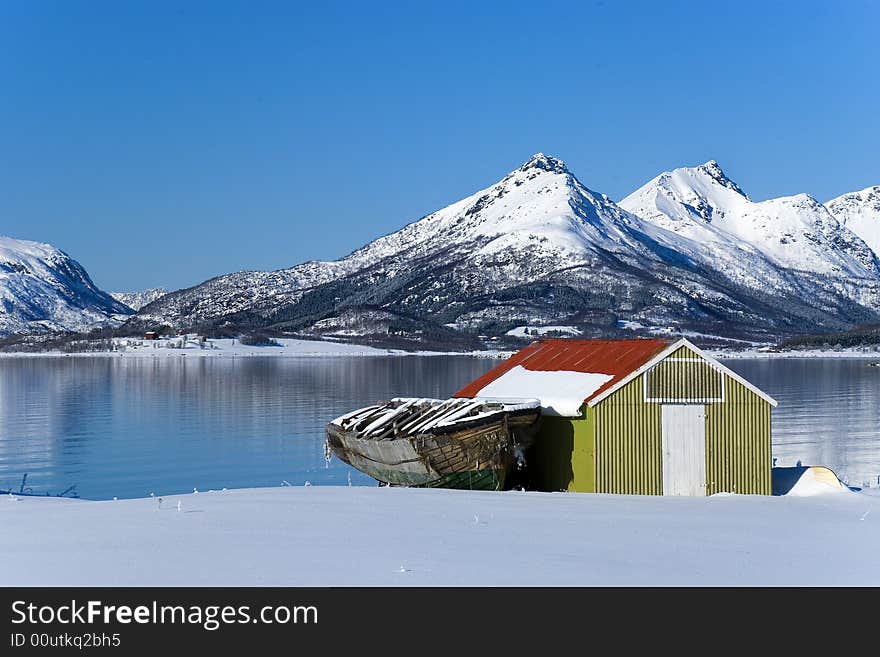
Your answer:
[570,407,595,493]
[645,358,723,402]
[664,345,703,361]
[595,377,662,495]
[595,344,771,496]
[705,377,772,495]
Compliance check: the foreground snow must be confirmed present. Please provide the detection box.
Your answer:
[2,485,878,586]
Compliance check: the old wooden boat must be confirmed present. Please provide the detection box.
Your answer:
[325,397,541,491]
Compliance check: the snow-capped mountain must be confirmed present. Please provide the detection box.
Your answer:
[0,236,131,335]
[141,153,682,325]
[826,186,880,260]
[619,161,880,278]
[110,288,168,312]
[131,155,880,345]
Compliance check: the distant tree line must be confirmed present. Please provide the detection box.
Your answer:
[778,324,880,350]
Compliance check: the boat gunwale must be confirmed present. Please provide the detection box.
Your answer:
[327,406,539,440]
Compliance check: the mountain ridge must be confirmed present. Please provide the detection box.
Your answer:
[3,154,876,346]
[127,154,880,346]
[620,161,880,278]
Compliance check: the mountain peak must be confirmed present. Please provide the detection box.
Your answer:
[520,153,569,175]
[693,160,747,198]
[697,159,723,176]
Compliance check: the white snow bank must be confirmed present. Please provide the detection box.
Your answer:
[476,365,614,417]
[2,486,879,586]
[786,467,850,497]
[474,365,613,416]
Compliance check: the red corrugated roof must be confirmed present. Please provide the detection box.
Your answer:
[455,338,673,404]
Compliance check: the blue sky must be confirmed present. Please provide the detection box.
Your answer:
[1,1,877,291]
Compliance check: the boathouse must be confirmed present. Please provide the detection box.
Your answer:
[455,337,777,496]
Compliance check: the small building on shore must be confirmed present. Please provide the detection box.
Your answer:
[455,337,777,496]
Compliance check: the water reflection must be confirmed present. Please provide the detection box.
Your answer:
[724,358,880,488]
[0,356,499,499]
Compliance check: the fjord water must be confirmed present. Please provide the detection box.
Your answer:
[0,356,496,500]
[0,356,877,499]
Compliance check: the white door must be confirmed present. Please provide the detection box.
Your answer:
[661,405,706,496]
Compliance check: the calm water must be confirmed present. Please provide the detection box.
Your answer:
[0,356,877,499]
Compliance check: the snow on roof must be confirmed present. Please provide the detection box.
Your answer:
[456,338,672,411]
[473,365,613,417]
[456,337,778,412]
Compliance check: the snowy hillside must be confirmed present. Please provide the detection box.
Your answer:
[130,155,880,345]
[136,153,686,326]
[826,186,880,260]
[619,161,880,278]
[0,236,131,335]
[335,153,669,268]
[111,288,168,311]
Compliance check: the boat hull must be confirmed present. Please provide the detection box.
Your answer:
[326,409,539,491]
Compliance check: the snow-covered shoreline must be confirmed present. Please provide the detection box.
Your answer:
[708,347,880,360]
[2,485,877,586]
[0,335,877,360]
[0,337,511,359]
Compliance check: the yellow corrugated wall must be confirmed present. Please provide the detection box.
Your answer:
[594,345,772,496]
[704,377,772,495]
[595,377,662,495]
[530,411,595,492]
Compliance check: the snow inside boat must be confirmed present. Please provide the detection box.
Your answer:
[325,397,542,490]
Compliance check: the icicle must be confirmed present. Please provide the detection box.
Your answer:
[324,438,333,467]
